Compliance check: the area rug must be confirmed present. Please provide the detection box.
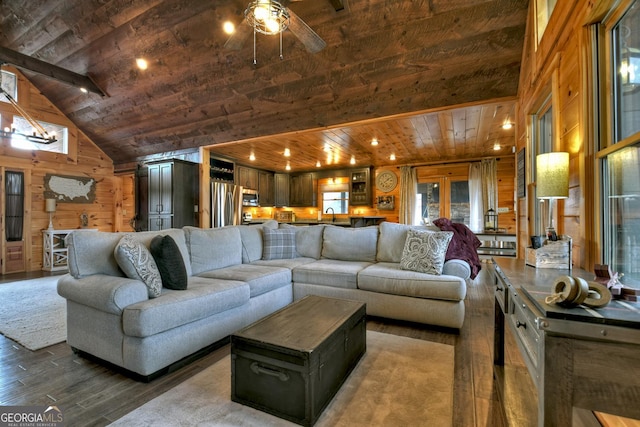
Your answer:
[0,276,66,351]
[109,331,454,427]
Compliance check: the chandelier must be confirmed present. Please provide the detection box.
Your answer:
[244,0,290,64]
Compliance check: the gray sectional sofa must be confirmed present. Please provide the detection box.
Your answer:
[57,221,471,379]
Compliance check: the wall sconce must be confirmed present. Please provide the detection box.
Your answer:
[536,152,569,240]
[45,198,56,230]
[620,46,640,90]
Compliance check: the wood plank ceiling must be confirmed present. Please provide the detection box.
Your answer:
[0,0,527,171]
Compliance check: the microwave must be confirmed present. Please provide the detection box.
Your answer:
[242,189,259,206]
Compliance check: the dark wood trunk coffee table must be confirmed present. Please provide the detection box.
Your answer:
[231,295,367,426]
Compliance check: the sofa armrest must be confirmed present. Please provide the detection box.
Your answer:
[57,273,149,315]
[442,259,471,280]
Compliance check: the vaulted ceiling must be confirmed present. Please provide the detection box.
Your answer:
[0,0,528,171]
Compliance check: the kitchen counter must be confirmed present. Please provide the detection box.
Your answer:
[247,216,385,228]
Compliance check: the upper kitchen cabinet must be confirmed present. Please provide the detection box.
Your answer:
[350,168,372,206]
[290,173,317,207]
[236,166,259,190]
[146,159,198,231]
[274,173,290,207]
[259,170,275,206]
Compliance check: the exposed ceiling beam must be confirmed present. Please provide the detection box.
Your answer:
[0,46,107,97]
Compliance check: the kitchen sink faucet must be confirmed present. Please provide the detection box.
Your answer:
[325,207,335,222]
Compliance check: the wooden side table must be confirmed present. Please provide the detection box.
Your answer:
[493,258,640,426]
[42,229,97,271]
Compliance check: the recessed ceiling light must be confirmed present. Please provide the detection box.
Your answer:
[389,153,396,161]
[316,161,321,167]
[493,143,501,151]
[136,58,148,70]
[249,153,256,161]
[223,21,235,35]
[502,122,513,130]
[371,138,378,146]
[284,148,291,157]
[285,162,291,171]
[350,156,356,165]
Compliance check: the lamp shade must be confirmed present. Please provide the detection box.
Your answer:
[536,152,569,199]
[45,198,56,213]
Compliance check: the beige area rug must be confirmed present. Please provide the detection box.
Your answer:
[0,276,66,351]
[109,331,454,427]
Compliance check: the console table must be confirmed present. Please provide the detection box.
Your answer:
[475,232,516,258]
[43,229,97,271]
[493,258,640,426]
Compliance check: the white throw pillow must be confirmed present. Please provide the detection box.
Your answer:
[400,229,453,275]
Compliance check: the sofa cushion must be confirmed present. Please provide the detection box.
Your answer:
[321,225,378,262]
[114,234,162,298]
[237,220,279,263]
[150,235,188,290]
[197,264,291,298]
[130,229,192,276]
[122,277,249,337]
[67,231,125,279]
[252,257,317,269]
[262,228,297,260]
[292,259,373,289]
[358,262,466,301]
[377,221,441,263]
[280,224,324,259]
[400,229,453,275]
[187,227,242,275]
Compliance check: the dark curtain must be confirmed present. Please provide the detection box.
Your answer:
[5,171,24,241]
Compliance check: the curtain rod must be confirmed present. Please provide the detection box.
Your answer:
[395,155,513,169]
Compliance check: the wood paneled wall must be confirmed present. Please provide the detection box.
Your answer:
[515,0,607,269]
[0,66,126,273]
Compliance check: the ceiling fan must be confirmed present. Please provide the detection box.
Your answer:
[224,0,327,56]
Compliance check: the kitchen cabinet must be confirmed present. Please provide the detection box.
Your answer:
[236,165,259,190]
[350,168,371,206]
[290,173,316,207]
[274,173,290,207]
[259,171,274,206]
[147,160,198,231]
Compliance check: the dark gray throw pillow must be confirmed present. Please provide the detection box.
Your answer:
[150,235,188,290]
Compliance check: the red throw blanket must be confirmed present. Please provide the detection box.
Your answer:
[433,217,482,280]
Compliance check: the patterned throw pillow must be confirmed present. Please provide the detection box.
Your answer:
[114,234,162,298]
[262,228,297,260]
[150,235,188,290]
[400,229,454,275]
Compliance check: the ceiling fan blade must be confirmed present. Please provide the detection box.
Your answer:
[287,9,326,54]
[224,18,252,50]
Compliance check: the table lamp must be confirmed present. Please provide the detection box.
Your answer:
[536,152,569,240]
[45,198,56,230]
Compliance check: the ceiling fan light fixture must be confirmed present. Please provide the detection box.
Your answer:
[245,0,290,35]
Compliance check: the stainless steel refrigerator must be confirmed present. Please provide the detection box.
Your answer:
[211,182,243,227]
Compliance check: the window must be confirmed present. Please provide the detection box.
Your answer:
[612,1,640,142]
[321,180,349,214]
[10,116,69,154]
[5,171,24,241]
[532,98,554,235]
[418,182,440,224]
[603,143,640,286]
[535,0,558,44]
[417,180,471,227]
[0,70,18,102]
[601,0,640,287]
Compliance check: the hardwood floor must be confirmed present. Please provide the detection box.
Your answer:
[0,265,510,426]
